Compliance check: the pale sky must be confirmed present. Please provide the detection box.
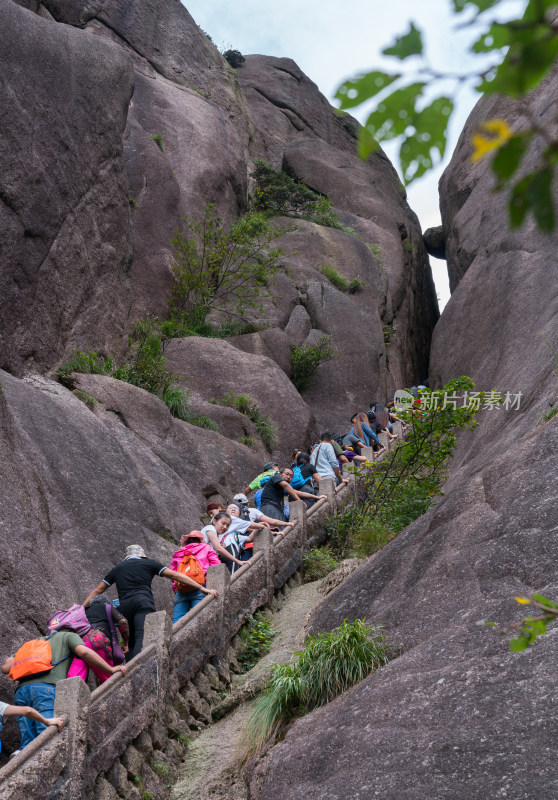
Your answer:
[182,0,523,309]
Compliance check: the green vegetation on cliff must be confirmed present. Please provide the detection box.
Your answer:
[240,619,388,760]
[326,377,484,559]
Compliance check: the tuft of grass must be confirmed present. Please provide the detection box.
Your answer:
[290,336,335,392]
[383,323,397,346]
[160,316,265,340]
[73,390,98,410]
[367,243,383,265]
[348,276,365,293]
[211,392,276,450]
[240,619,388,760]
[237,613,278,673]
[185,414,221,432]
[162,384,190,420]
[237,435,259,448]
[320,263,349,292]
[151,134,164,152]
[302,547,338,583]
[55,351,114,390]
[540,406,558,423]
[150,760,169,777]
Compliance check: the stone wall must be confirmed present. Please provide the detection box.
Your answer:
[0,442,388,800]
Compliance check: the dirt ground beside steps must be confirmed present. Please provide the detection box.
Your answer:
[171,580,323,800]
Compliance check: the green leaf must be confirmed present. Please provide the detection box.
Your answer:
[382,23,423,60]
[491,133,530,187]
[399,96,454,183]
[509,174,531,228]
[452,0,503,13]
[522,0,558,23]
[533,594,558,609]
[529,169,555,232]
[479,21,558,97]
[335,71,400,110]
[361,82,426,142]
[509,635,529,652]
[471,22,513,53]
[508,167,555,231]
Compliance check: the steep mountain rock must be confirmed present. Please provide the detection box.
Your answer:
[164,337,317,455]
[0,0,440,725]
[0,368,263,658]
[2,0,437,418]
[237,56,439,428]
[247,76,558,798]
[0,1,134,376]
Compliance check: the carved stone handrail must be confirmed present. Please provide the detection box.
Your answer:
[0,470,363,798]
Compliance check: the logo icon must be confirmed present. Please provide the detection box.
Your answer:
[393,389,415,413]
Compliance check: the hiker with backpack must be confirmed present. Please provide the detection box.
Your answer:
[240,461,279,497]
[83,545,218,660]
[64,596,130,685]
[1,630,127,751]
[169,531,221,623]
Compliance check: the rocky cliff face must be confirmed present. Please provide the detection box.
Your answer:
[247,77,558,798]
[0,0,438,668]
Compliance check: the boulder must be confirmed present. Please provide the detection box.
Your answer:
[423,225,446,260]
[0,1,134,374]
[238,55,358,166]
[164,337,318,458]
[0,368,262,662]
[284,305,312,346]
[228,328,292,376]
[250,422,558,800]
[124,70,248,322]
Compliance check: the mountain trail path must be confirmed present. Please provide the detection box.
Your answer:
[172,579,324,800]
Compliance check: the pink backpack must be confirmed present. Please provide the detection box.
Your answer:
[47,604,91,637]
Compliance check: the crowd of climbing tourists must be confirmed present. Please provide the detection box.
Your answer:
[0,400,406,758]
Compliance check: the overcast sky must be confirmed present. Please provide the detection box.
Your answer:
[182,1,522,308]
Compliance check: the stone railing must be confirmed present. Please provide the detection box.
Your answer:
[0,428,401,800]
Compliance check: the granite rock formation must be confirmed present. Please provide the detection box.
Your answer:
[246,76,558,799]
[1,0,438,421]
[0,1,133,376]
[0,0,440,766]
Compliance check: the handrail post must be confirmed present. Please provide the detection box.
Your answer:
[378,431,390,450]
[320,477,336,514]
[360,445,375,462]
[289,500,307,556]
[143,610,172,705]
[205,564,231,677]
[254,527,274,602]
[54,676,91,800]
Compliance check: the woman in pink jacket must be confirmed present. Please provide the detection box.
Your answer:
[170,531,221,623]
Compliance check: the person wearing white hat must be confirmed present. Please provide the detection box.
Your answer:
[83,544,218,659]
